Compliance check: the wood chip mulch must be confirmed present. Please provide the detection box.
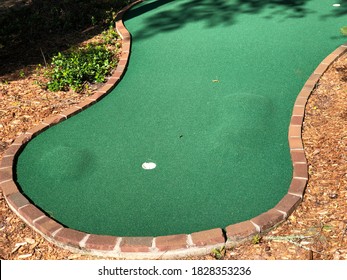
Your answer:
[0,48,346,260]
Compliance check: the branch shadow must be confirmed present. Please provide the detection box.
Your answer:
[0,0,129,78]
[124,0,314,40]
[1,0,342,78]
[320,0,347,19]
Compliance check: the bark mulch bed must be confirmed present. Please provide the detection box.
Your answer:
[1,44,346,260]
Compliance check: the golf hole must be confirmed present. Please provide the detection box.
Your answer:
[142,162,156,170]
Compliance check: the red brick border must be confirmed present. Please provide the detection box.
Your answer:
[225,42,347,248]
[0,0,346,259]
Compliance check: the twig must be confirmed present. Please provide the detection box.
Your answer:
[82,26,95,33]
[264,233,319,241]
[286,240,323,255]
[40,47,47,67]
[340,225,347,244]
[264,233,325,255]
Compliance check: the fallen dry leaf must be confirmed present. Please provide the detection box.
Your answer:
[17,253,32,259]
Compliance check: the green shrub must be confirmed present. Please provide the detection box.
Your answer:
[102,27,120,45]
[47,44,117,92]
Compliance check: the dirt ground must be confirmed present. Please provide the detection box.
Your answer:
[0,26,346,259]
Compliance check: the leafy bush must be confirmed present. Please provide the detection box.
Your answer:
[102,27,120,45]
[47,44,117,92]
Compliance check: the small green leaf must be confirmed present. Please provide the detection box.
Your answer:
[340,26,347,36]
[252,234,261,244]
[322,225,333,231]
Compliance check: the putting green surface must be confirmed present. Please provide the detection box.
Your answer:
[16,0,346,236]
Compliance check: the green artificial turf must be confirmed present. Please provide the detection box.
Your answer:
[16,0,346,236]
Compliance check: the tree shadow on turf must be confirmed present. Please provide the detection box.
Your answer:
[125,0,347,40]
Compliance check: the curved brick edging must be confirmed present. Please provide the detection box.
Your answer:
[1,0,347,258]
[224,42,347,248]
